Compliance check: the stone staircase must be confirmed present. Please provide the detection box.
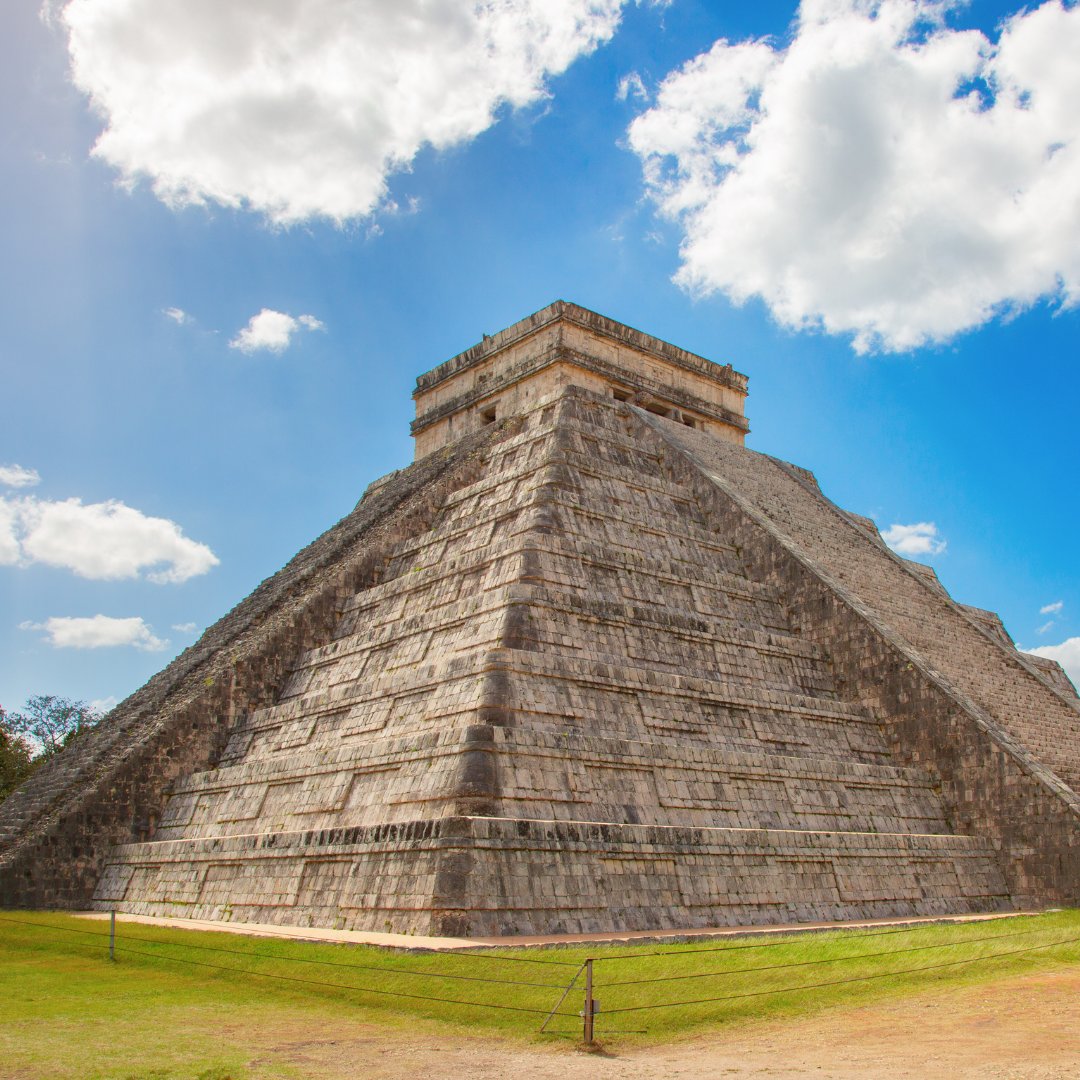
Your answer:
[649,414,1080,796]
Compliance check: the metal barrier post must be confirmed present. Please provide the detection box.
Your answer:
[583,958,594,1045]
[109,910,116,961]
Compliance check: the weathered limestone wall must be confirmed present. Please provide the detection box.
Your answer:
[98,815,1008,937]
[642,409,1080,906]
[0,426,505,908]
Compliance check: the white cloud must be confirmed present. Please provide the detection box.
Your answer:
[0,499,20,565]
[617,71,649,102]
[90,695,118,714]
[1,494,218,583]
[61,0,626,225]
[21,615,168,652]
[881,521,947,557]
[0,464,42,488]
[229,309,324,354]
[1037,620,1056,635]
[1024,636,1080,689]
[163,306,190,324]
[629,0,1080,353]
[171,622,197,633]
[1040,600,1064,615]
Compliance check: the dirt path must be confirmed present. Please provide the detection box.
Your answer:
[243,967,1080,1079]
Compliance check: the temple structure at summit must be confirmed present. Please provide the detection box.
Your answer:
[1,301,1077,935]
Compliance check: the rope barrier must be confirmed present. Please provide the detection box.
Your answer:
[599,933,1080,1015]
[105,934,567,988]
[0,914,115,937]
[0,914,569,985]
[6,912,1074,1037]
[591,919,1025,962]
[108,942,571,1015]
[0,914,580,1015]
[601,923,1058,987]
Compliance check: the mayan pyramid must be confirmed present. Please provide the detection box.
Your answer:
[2,301,1078,936]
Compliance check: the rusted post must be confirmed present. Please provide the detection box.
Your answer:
[583,958,595,1045]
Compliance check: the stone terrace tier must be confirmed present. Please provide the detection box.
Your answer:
[97,817,1008,937]
[411,300,749,458]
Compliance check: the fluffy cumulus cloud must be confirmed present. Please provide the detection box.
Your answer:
[61,0,626,225]
[0,464,42,489]
[1,482,218,583]
[629,0,1080,353]
[163,307,190,324]
[1025,637,1080,690]
[880,521,947,557]
[21,615,167,652]
[229,309,324,354]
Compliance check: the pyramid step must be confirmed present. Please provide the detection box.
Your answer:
[154,722,952,844]
[527,531,784,607]
[93,816,1011,937]
[293,585,834,705]
[343,493,757,621]
[221,644,887,769]
[199,724,935,793]
[378,524,786,620]
[504,650,876,724]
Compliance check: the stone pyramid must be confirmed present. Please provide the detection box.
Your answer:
[2,302,1078,936]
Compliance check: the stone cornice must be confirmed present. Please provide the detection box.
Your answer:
[413,300,748,397]
[411,344,750,435]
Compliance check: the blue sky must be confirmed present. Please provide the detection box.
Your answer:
[2,0,1078,713]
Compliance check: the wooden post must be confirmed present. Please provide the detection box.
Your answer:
[109,910,116,962]
[583,958,594,1045]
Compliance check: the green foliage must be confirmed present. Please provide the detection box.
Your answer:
[0,713,36,799]
[2,694,102,759]
[0,695,102,803]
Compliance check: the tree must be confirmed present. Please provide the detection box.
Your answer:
[4,696,102,760]
[0,708,36,799]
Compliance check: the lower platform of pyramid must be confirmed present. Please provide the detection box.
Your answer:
[75,384,1068,936]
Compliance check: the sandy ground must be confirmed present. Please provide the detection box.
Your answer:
[237,967,1080,1079]
[74,908,1034,951]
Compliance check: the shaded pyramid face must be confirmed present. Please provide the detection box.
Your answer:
[88,387,1033,936]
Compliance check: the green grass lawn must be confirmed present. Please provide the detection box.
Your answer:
[1,909,1078,1078]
